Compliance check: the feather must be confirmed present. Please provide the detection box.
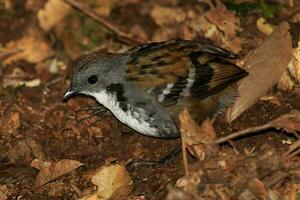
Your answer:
[125,39,248,107]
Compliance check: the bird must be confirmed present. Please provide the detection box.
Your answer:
[63,39,248,138]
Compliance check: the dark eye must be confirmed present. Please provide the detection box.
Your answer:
[88,75,98,84]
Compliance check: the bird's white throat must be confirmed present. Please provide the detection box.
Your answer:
[90,91,158,136]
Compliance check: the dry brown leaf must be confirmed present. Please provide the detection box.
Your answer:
[179,109,218,161]
[205,4,242,53]
[37,0,71,32]
[150,5,186,26]
[226,22,292,123]
[35,159,84,186]
[3,36,53,65]
[175,169,203,196]
[189,15,222,43]
[90,164,132,200]
[206,5,241,39]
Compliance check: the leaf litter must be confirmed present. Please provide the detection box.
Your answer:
[0,0,299,199]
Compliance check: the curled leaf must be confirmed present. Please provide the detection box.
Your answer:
[91,164,132,200]
[226,22,292,123]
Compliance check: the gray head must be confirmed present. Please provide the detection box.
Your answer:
[63,50,126,101]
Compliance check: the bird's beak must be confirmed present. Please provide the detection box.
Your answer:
[63,88,78,102]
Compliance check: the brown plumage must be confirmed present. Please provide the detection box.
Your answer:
[125,39,247,123]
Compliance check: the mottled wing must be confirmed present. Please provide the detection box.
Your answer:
[125,39,248,106]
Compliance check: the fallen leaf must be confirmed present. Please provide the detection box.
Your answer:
[206,5,241,39]
[226,22,292,123]
[179,109,218,161]
[35,159,84,186]
[90,164,132,200]
[31,159,51,170]
[150,5,186,26]
[3,36,54,65]
[256,17,274,35]
[37,0,71,32]
[205,4,242,53]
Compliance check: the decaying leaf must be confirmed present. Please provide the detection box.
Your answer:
[34,159,84,186]
[37,0,71,32]
[226,22,292,123]
[175,169,203,195]
[205,4,242,53]
[86,164,133,200]
[3,36,54,65]
[179,109,218,161]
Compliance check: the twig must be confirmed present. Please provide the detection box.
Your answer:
[63,0,144,46]
[284,139,300,159]
[215,111,300,144]
[181,133,190,190]
[215,123,271,144]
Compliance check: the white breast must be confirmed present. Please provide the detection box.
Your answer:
[91,91,158,136]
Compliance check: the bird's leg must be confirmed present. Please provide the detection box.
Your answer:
[76,105,110,122]
[126,145,182,168]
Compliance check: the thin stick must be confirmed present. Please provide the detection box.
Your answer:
[180,133,191,191]
[216,111,300,144]
[63,0,144,46]
[215,123,272,144]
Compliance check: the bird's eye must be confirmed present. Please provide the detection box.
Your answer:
[88,75,98,84]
